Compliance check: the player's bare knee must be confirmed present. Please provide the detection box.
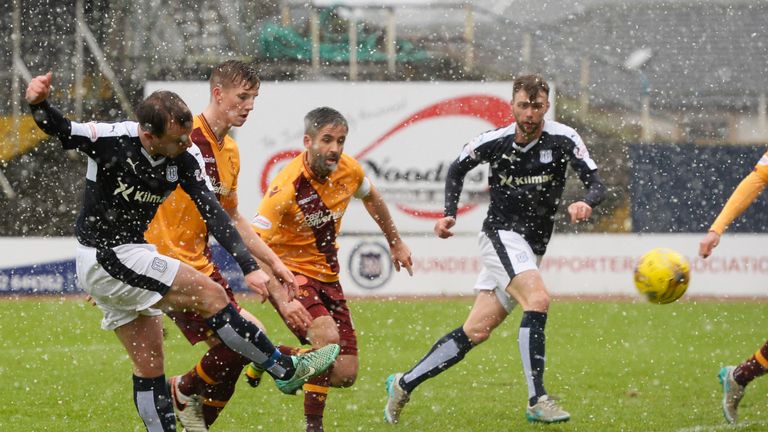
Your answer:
[527,290,550,312]
[463,323,492,344]
[307,321,340,347]
[310,331,340,347]
[335,372,357,388]
[132,352,165,377]
[195,281,229,316]
[330,364,358,387]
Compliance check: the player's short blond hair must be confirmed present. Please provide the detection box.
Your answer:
[210,60,260,91]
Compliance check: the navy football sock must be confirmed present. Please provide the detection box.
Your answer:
[400,326,474,393]
[519,311,548,405]
[132,374,176,431]
[205,304,294,379]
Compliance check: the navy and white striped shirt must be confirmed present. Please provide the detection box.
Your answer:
[30,100,258,275]
[445,120,606,255]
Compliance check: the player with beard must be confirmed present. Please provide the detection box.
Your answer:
[383,74,606,425]
[246,107,414,432]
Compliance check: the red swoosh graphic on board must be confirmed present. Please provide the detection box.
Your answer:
[354,95,512,219]
[260,95,512,220]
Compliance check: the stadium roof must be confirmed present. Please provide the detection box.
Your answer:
[476,1,768,110]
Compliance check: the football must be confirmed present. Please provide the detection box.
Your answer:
[633,248,690,304]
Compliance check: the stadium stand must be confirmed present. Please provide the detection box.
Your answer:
[476,2,768,111]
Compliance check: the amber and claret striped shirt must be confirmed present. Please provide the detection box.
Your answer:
[253,152,370,282]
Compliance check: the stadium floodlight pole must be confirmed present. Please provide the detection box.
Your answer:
[11,0,20,154]
[69,0,86,162]
[579,57,590,120]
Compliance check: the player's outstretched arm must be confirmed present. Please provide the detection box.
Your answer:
[700,170,768,258]
[242,269,271,302]
[362,185,413,276]
[439,154,480,237]
[26,72,78,145]
[708,171,767,236]
[577,169,607,208]
[179,164,263,289]
[225,202,297,292]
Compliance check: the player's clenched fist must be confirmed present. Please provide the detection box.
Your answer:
[434,216,456,239]
[699,231,720,258]
[567,201,593,224]
[25,72,53,105]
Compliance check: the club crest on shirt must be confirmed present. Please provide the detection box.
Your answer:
[539,150,553,164]
[166,165,178,182]
[151,257,167,273]
[516,252,529,263]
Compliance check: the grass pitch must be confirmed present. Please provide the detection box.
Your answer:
[1,296,767,431]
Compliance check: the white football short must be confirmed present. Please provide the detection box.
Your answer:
[76,243,180,331]
[474,230,542,313]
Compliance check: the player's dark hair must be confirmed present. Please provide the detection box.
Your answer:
[304,107,348,137]
[136,90,192,137]
[513,74,550,101]
[211,60,260,91]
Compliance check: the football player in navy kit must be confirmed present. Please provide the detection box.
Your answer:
[384,75,606,425]
[25,72,339,432]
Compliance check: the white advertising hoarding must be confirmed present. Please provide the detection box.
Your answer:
[2,234,767,299]
[145,81,555,234]
[338,233,768,298]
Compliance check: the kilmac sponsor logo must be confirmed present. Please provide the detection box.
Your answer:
[113,179,165,204]
[498,173,554,187]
